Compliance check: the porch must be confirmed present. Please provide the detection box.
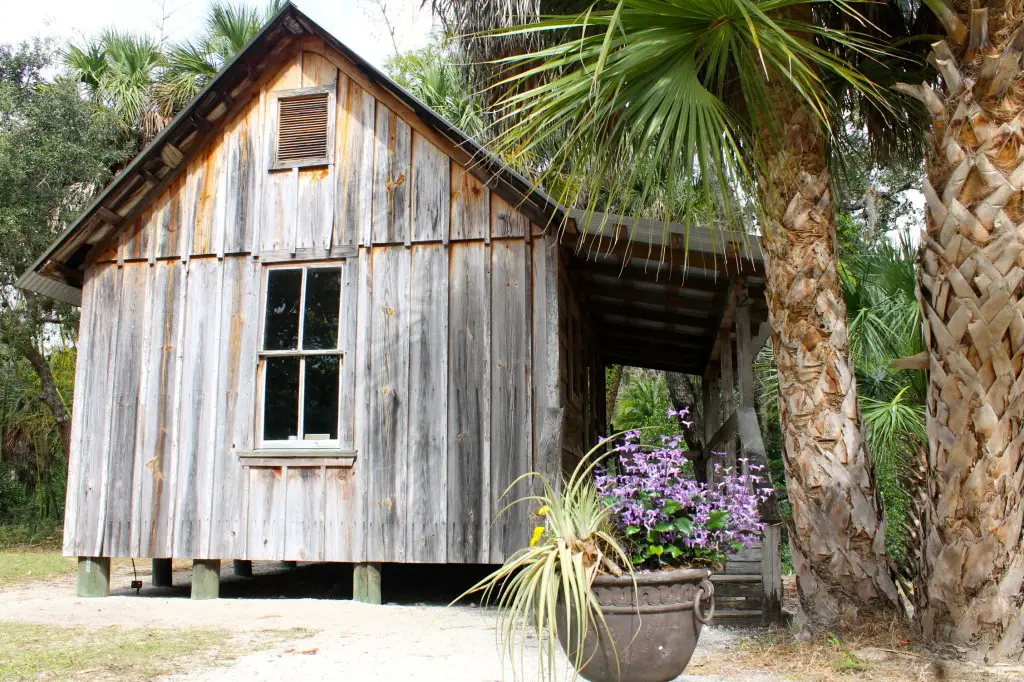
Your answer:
[561,211,783,624]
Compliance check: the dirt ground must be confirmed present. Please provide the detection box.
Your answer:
[0,560,1018,681]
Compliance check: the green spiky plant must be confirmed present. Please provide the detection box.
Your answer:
[454,438,631,681]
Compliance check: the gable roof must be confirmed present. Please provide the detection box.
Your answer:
[18,1,564,305]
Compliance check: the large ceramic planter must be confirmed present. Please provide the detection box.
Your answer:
[556,567,715,682]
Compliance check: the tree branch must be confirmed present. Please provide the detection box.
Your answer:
[21,343,72,461]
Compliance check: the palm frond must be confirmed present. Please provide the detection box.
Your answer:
[483,0,892,240]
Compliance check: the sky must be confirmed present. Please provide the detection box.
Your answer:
[0,0,437,69]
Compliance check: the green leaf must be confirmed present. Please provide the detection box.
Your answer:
[708,510,730,531]
[625,525,641,536]
[662,499,682,516]
[646,545,665,558]
[673,517,694,535]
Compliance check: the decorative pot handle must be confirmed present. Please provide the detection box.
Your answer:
[694,579,715,624]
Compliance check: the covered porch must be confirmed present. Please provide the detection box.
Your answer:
[559,212,784,624]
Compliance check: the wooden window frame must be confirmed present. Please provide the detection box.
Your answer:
[267,85,337,171]
[255,262,346,452]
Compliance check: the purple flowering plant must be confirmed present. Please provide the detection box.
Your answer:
[595,408,771,571]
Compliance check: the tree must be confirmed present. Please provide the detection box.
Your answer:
[430,0,904,625]
[385,37,484,139]
[0,40,131,463]
[64,30,165,142]
[896,3,1024,654]
[157,1,284,118]
[65,1,282,142]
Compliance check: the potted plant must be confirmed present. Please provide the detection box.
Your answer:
[456,410,770,682]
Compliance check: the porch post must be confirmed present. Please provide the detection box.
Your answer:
[191,559,221,600]
[152,558,173,587]
[353,562,382,604]
[77,557,110,597]
[702,368,721,484]
[735,286,756,409]
[719,328,737,472]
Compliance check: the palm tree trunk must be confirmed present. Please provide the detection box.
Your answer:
[898,7,1024,656]
[757,94,897,625]
[605,364,623,426]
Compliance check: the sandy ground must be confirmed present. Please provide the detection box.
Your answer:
[0,561,777,681]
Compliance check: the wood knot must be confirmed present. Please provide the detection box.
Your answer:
[386,173,406,192]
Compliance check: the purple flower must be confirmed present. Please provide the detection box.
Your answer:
[595,409,773,570]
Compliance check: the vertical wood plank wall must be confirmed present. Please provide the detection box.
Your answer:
[63,42,560,563]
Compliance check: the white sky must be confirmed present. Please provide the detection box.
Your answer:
[0,0,437,70]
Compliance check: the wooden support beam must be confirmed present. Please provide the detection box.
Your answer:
[571,261,727,295]
[233,560,253,577]
[160,143,184,168]
[281,561,298,570]
[707,275,742,365]
[95,206,123,226]
[720,330,735,419]
[699,367,721,484]
[736,285,756,409]
[191,559,220,600]
[214,88,235,109]
[353,562,382,604]
[750,321,772,365]
[140,167,160,186]
[152,558,172,587]
[761,524,784,623]
[707,408,781,522]
[190,114,212,134]
[77,557,110,597]
[602,354,704,375]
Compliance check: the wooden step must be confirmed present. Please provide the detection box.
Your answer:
[711,608,764,627]
[711,574,761,582]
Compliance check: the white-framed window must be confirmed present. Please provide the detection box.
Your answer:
[268,85,336,171]
[257,263,344,449]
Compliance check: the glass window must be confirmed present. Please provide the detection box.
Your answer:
[259,265,344,446]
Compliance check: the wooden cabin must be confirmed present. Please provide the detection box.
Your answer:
[20,3,781,621]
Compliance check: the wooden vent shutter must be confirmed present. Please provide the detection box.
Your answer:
[276,92,331,166]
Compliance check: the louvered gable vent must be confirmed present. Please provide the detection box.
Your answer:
[275,92,331,166]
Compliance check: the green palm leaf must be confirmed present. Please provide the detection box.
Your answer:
[484,0,889,237]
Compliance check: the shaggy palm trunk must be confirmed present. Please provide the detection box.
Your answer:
[899,6,1024,656]
[757,94,898,625]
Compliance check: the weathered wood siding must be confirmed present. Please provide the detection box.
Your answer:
[65,41,561,563]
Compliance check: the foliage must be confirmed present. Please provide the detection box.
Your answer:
[840,233,923,565]
[595,414,769,570]
[66,2,281,141]
[385,36,485,140]
[65,30,166,141]
[610,372,680,444]
[481,0,888,233]
[0,40,131,536]
[0,348,76,528]
[756,231,924,567]
[0,549,75,585]
[454,440,631,681]
[0,623,233,681]
[158,1,284,119]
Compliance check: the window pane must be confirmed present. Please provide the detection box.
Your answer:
[303,267,341,350]
[264,269,302,350]
[303,355,339,440]
[263,357,300,441]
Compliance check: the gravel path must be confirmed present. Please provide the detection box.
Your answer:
[0,562,779,681]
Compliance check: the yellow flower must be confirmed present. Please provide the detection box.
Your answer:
[529,525,545,547]
[537,505,551,517]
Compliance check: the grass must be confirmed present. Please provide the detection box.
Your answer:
[0,549,76,586]
[0,623,229,680]
[0,623,313,681]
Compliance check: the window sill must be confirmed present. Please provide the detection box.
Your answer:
[237,449,357,468]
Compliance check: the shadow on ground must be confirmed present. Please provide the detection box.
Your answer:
[111,561,497,605]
